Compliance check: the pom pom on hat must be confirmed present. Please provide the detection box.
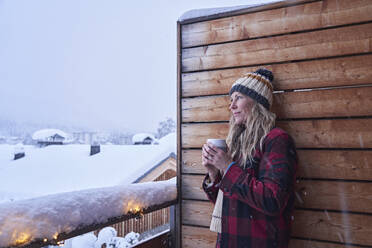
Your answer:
[255,68,274,82]
[229,68,274,110]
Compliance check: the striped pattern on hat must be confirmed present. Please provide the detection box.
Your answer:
[229,68,274,110]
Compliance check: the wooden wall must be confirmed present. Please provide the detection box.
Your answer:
[177,0,372,247]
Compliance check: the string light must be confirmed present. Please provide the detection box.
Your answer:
[57,240,65,246]
[14,232,31,245]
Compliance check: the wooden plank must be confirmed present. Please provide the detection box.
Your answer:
[182,0,372,47]
[273,87,372,119]
[181,54,372,96]
[182,174,207,201]
[289,239,365,248]
[182,95,230,122]
[298,150,372,181]
[278,119,372,149]
[182,200,213,227]
[295,180,372,213]
[182,119,372,149]
[292,210,372,246]
[182,149,206,174]
[182,149,372,181]
[182,225,217,248]
[182,123,229,148]
[182,225,366,248]
[182,86,372,122]
[182,174,372,213]
[182,201,372,246]
[182,23,372,72]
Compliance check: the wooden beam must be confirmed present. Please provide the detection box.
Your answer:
[289,239,365,248]
[182,119,372,149]
[182,174,372,213]
[181,225,367,248]
[182,23,372,72]
[176,21,182,248]
[292,209,372,246]
[295,180,372,213]
[182,225,363,248]
[182,0,372,47]
[182,86,372,122]
[182,200,372,247]
[182,149,372,181]
[181,54,372,96]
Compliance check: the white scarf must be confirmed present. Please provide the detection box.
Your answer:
[210,189,223,233]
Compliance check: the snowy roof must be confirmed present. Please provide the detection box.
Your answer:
[132,133,155,143]
[0,133,176,203]
[32,128,68,140]
[178,1,282,23]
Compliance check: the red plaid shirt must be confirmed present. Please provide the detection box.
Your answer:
[203,128,298,248]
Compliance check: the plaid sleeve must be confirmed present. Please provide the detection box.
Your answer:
[219,132,297,216]
[202,172,222,203]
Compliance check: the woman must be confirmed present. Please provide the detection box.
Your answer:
[202,68,298,248]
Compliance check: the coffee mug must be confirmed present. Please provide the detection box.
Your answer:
[207,139,227,152]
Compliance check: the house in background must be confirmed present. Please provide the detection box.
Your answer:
[32,129,69,146]
[133,152,176,183]
[132,133,157,145]
[110,152,177,238]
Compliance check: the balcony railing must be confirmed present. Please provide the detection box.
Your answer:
[0,178,177,248]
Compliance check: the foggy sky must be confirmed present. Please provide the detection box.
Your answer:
[0,0,274,133]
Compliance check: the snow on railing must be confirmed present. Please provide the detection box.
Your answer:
[0,178,177,248]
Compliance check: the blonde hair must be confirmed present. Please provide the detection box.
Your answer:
[226,101,276,168]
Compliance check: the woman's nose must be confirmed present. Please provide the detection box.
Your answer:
[229,101,236,111]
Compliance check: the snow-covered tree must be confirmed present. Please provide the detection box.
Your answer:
[156,118,175,139]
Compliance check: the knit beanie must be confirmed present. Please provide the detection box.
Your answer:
[229,68,274,110]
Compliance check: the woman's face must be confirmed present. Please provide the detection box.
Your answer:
[229,92,254,125]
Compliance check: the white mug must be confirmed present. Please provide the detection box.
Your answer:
[207,139,227,152]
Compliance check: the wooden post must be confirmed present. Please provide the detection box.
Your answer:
[176,20,182,248]
[169,205,176,248]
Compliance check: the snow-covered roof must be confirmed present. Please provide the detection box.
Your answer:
[157,132,176,151]
[0,133,176,203]
[132,133,155,143]
[32,129,68,140]
[178,1,282,23]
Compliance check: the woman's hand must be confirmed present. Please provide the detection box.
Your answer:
[202,147,219,182]
[202,143,233,174]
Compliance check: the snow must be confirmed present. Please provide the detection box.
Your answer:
[178,1,282,22]
[0,178,176,247]
[32,129,68,141]
[0,132,176,203]
[56,229,140,248]
[69,233,97,248]
[95,227,117,248]
[0,132,176,247]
